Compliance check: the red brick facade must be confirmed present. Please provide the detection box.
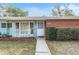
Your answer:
[46,19,79,28]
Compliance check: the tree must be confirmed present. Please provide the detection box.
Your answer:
[52,5,62,16]
[63,4,74,16]
[5,6,28,17]
[52,4,74,16]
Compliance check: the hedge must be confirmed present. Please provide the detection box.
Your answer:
[46,27,79,41]
[46,27,57,40]
[57,28,79,41]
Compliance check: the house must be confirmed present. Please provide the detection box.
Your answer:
[0,16,79,38]
[0,17,45,37]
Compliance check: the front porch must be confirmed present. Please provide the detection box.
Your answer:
[15,21,35,37]
[0,20,45,38]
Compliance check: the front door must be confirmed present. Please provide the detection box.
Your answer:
[37,21,44,37]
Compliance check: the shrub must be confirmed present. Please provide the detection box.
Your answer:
[57,28,71,40]
[56,28,79,41]
[46,27,79,41]
[46,27,57,40]
[71,28,79,40]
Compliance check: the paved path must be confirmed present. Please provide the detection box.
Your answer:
[35,38,51,55]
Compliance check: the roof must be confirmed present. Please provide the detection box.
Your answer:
[0,16,79,21]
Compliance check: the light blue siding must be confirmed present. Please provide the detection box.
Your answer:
[0,20,7,35]
[0,20,16,37]
[0,20,45,37]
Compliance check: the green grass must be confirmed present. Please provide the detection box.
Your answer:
[0,39,36,55]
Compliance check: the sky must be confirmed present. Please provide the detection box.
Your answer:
[1,3,79,16]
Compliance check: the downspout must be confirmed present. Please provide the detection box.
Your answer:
[44,20,46,40]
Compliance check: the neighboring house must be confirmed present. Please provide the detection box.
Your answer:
[0,16,79,38]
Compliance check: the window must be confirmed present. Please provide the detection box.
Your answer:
[38,21,43,28]
[1,23,12,28]
[1,23,6,28]
[21,23,29,34]
[7,23,12,28]
[16,23,19,29]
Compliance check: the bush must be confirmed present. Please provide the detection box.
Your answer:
[46,27,79,41]
[56,28,79,41]
[57,28,72,40]
[46,27,57,40]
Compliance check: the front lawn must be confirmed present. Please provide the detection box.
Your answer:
[0,38,36,55]
[46,40,79,55]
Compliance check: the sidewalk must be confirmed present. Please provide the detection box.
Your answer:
[35,38,51,55]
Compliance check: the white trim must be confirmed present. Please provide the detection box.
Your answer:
[29,21,30,35]
[18,21,35,37]
[18,22,20,37]
[0,16,79,21]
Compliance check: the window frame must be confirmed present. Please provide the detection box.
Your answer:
[7,23,12,28]
[1,23,6,28]
[38,21,43,29]
[16,23,19,29]
[21,23,29,34]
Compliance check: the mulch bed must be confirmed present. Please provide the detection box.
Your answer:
[0,37,35,42]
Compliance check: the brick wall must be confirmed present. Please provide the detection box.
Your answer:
[46,19,79,28]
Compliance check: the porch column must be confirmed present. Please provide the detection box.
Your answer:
[28,21,31,37]
[19,22,21,37]
[6,20,9,35]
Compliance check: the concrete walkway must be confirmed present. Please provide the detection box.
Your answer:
[35,38,51,55]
